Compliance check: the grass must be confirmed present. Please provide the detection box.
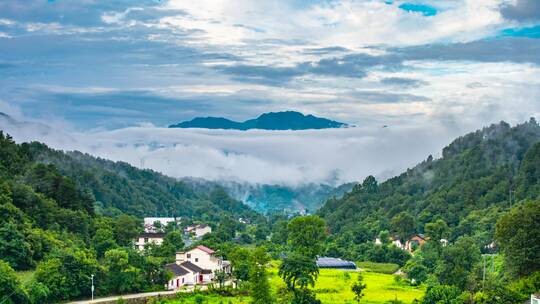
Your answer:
[168,294,250,303]
[356,262,400,274]
[165,261,424,304]
[15,270,35,285]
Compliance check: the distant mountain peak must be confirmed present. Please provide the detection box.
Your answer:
[169,111,348,130]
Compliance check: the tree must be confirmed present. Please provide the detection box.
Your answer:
[113,215,141,246]
[424,219,449,242]
[287,216,327,258]
[249,247,273,304]
[92,228,117,258]
[495,201,540,277]
[421,285,461,304]
[0,260,29,304]
[271,220,289,245]
[104,248,141,294]
[391,212,416,242]
[361,175,379,194]
[26,281,50,304]
[351,272,367,303]
[435,237,480,290]
[34,248,98,302]
[0,222,33,270]
[403,259,428,284]
[159,230,185,257]
[229,247,251,287]
[278,253,319,293]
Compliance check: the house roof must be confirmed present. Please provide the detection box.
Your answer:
[165,263,189,277]
[180,261,203,273]
[195,245,215,254]
[316,257,357,269]
[201,269,213,274]
[413,234,427,240]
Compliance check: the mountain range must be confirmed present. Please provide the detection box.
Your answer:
[169,111,348,130]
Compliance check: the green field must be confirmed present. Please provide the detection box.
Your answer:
[166,262,424,304]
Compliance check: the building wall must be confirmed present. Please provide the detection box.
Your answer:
[195,226,212,238]
[135,237,163,250]
[176,248,221,271]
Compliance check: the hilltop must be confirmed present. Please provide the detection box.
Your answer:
[169,111,348,130]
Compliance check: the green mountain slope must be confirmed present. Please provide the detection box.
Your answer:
[318,118,540,248]
[22,142,260,222]
[183,178,356,214]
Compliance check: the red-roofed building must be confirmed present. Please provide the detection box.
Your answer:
[174,245,230,284]
[195,245,215,254]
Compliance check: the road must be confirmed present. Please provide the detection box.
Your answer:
[68,290,178,304]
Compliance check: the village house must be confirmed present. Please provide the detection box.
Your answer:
[184,224,212,239]
[405,234,427,252]
[134,232,165,251]
[143,217,179,233]
[165,245,230,290]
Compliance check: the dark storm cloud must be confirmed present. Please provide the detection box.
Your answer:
[500,0,540,22]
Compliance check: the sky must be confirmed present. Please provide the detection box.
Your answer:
[1,0,540,185]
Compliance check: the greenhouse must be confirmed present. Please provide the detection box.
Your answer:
[316,257,357,270]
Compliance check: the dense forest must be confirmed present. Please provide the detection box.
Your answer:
[0,132,262,303]
[320,118,540,251]
[1,119,540,303]
[26,142,260,221]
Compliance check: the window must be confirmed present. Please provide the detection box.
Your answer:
[187,254,191,259]
[195,258,199,262]
[144,238,148,243]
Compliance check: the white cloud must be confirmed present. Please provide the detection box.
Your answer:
[161,0,506,52]
[0,108,460,185]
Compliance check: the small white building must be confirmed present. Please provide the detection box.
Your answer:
[165,261,206,289]
[165,245,230,290]
[532,294,540,304]
[184,224,212,238]
[144,217,179,233]
[134,232,165,251]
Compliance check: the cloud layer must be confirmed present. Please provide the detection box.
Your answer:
[1,1,540,184]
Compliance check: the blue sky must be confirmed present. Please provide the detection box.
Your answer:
[0,0,538,130]
[1,0,540,184]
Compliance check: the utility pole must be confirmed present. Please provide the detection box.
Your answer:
[91,274,95,301]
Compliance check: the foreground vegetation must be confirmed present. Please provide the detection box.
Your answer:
[163,266,424,304]
[2,119,540,303]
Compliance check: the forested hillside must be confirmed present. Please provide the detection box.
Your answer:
[319,118,540,251]
[24,142,259,221]
[184,178,355,214]
[0,131,260,303]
